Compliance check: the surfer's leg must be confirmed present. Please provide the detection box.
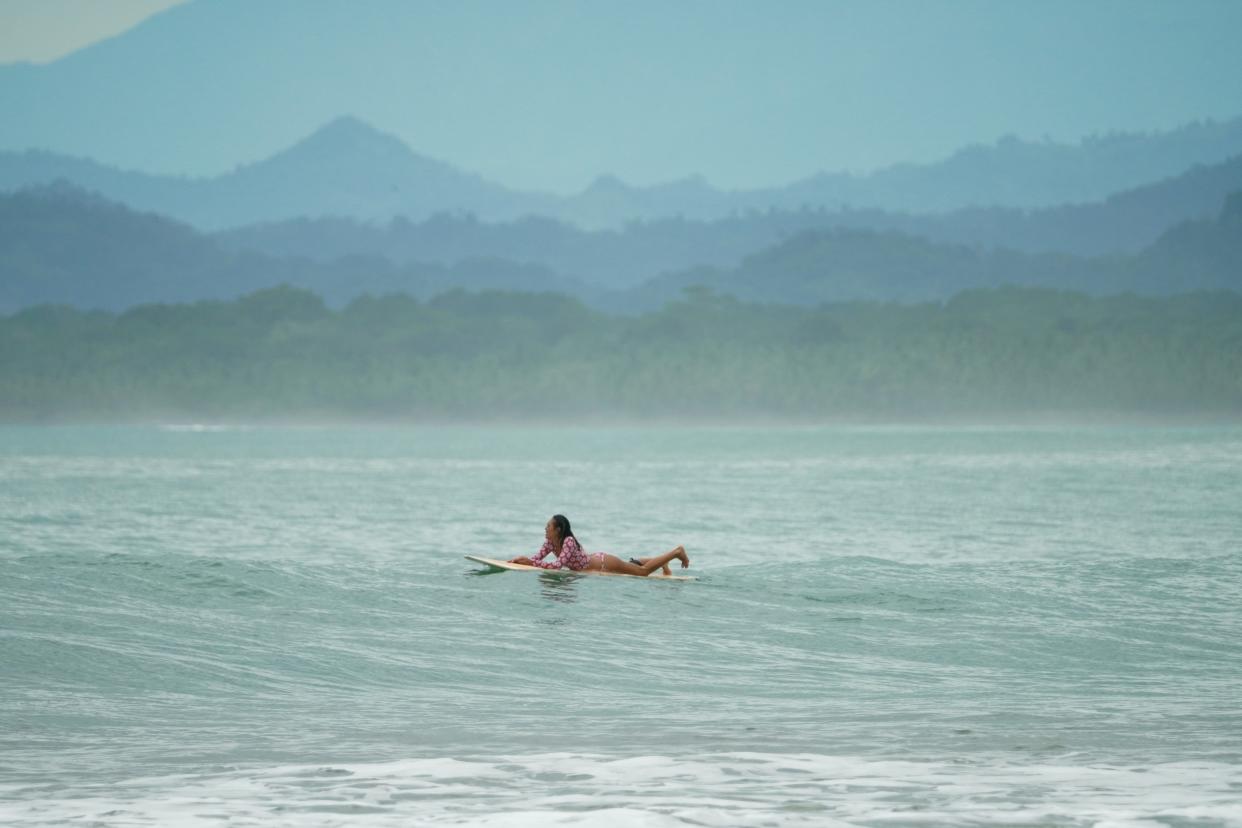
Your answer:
[630,556,673,576]
[593,554,644,575]
[600,547,688,576]
[654,546,689,572]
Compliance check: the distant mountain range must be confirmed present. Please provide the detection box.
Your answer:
[634,194,1242,307]
[4,0,1241,204]
[805,153,1242,257]
[3,183,1238,315]
[0,184,597,312]
[3,114,1242,237]
[0,118,549,232]
[211,152,1242,289]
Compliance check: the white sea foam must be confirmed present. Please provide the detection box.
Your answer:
[3,753,1240,827]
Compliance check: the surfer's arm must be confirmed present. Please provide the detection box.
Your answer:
[512,540,557,568]
[525,540,564,569]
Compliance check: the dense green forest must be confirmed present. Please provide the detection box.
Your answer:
[3,285,1240,422]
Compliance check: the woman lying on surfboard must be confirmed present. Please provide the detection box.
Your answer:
[509,514,689,576]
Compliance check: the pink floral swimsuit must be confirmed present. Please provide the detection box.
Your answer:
[529,536,600,571]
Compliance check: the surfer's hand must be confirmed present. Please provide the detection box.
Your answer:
[510,556,533,565]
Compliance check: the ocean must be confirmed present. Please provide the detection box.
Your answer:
[2,424,1240,826]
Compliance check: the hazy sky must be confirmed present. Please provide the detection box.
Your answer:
[2,0,1241,191]
[0,0,185,63]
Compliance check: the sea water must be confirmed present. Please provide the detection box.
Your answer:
[2,425,1240,826]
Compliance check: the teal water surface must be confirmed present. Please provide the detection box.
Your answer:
[2,425,1241,826]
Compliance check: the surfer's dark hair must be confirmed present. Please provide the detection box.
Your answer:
[551,514,578,548]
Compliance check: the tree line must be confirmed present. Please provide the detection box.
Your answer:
[3,285,1240,422]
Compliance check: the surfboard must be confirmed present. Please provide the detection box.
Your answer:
[465,555,695,580]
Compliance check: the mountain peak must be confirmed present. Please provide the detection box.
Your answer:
[312,115,384,138]
[224,114,454,185]
[292,116,412,160]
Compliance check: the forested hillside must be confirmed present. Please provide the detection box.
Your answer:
[3,285,1239,421]
[636,194,1242,306]
[213,152,1242,280]
[4,185,1240,314]
[0,185,595,312]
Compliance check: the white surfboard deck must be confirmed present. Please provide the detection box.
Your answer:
[465,555,695,581]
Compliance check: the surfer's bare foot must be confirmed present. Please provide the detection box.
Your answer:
[674,546,689,568]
